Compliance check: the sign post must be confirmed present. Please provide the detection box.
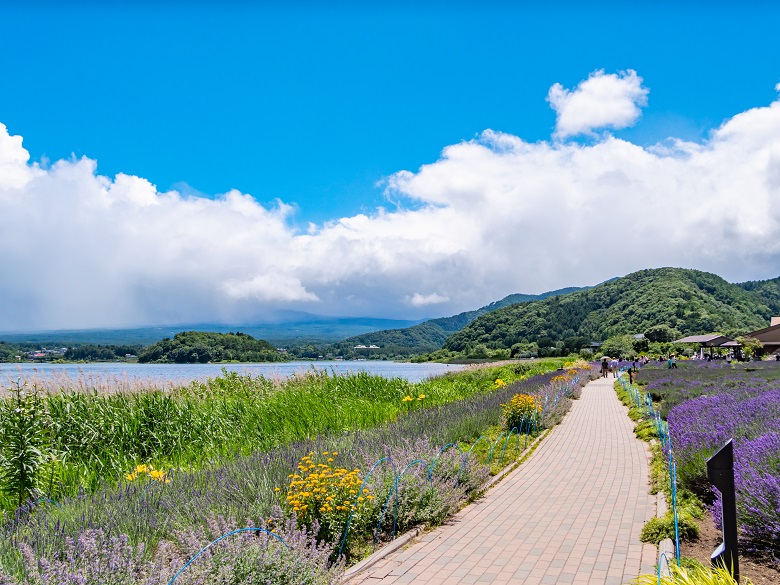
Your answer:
[706,440,739,582]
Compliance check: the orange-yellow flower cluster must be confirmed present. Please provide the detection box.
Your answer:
[281,451,374,529]
[501,393,541,432]
[125,463,169,483]
[494,378,507,388]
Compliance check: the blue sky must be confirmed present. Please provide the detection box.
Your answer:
[3,2,778,224]
[1,2,780,329]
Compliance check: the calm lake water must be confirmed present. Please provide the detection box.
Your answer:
[0,361,465,390]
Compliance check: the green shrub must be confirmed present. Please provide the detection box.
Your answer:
[640,513,699,544]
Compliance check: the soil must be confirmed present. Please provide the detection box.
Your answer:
[680,513,779,584]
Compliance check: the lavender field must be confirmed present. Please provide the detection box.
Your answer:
[0,363,591,583]
[639,361,780,561]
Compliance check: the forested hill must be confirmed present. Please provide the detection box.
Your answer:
[138,331,285,363]
[335,286,589,356]
[443,268,780,353]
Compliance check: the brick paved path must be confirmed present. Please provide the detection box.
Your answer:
[347,375,657,585]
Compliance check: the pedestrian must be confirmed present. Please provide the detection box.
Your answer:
[671,355,678,369]
[628,366,635,385]
[601,357,609,378]
[610,357,618,378]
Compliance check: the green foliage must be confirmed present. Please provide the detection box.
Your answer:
[631,561,751,585]
[640,513,699,544]
[645,324,678,343]
[599,334,637,358]
[0,381,50,508]
[444,268,779,352]
[735,335,763,358]
[634,419,658,442]
[138,331,284,363]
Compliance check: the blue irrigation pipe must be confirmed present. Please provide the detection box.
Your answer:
[427,442,464,484]
[498,427,520,466]
[374,458,427,547]
[487,431,508,464]
[458,435,490,484]
[166,528,289,585]
[657,551,672,585]
[670,451,680,565]
[339,456,397,558]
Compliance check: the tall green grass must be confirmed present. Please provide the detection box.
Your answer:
[1,359,568,509]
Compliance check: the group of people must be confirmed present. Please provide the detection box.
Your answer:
[600,355,650,380]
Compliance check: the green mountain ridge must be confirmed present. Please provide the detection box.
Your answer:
[332,286,590,357]
[444,268,780,353]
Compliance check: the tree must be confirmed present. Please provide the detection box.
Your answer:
[645,324,677,343]
[600,335,636,358]
[736,335,763,359]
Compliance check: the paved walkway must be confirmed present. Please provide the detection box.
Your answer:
[348,375,657,585]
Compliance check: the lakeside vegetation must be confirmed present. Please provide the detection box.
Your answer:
[0,359,570,510]
[0,359,591,583]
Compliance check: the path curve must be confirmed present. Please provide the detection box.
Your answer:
[347,375,656,585]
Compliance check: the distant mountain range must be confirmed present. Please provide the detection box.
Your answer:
[330,286,592,356]
[4,268,778,358]
[0,314,424,347]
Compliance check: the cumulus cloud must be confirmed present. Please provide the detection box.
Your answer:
[407,293,450,307]
[2,75,780,331]
[547,70,649,138]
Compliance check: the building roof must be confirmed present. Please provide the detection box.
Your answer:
[747,323,780,346]
[771,317,780,327]
[673,334,734,346]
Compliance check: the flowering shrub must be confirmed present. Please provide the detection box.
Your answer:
[501,394,541,432]
[14,516,342,585]
[657,362,780,558]
[281,452,373,547]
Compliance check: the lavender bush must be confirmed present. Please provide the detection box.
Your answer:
[652,362,780,558]
[14,516,341,585]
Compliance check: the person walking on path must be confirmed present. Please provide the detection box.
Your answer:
[601,357,609,378]
[610,357,619,378]
[346,375,656,585]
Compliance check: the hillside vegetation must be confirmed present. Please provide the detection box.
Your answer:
[444,268,780,353]
[138,331,285,363]
[332,287,588,358]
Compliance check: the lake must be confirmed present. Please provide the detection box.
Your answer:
[0,360,465,391]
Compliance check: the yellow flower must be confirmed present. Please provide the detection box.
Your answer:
[327,458,334,463]
[149,470,166,481]
[274,487,281,492]
[332,451,338,456]
[135,464,149,474]
[125,472,137,481]
[402,395,414,402]
[417,394,425,400]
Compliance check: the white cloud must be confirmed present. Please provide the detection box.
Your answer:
[407,293,450,307]
[1,75,780,331]
[547,70,649,138]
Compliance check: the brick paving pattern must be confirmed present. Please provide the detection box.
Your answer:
[347,375,657,584]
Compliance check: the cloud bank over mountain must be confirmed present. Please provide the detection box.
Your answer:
[1,70,780,330]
